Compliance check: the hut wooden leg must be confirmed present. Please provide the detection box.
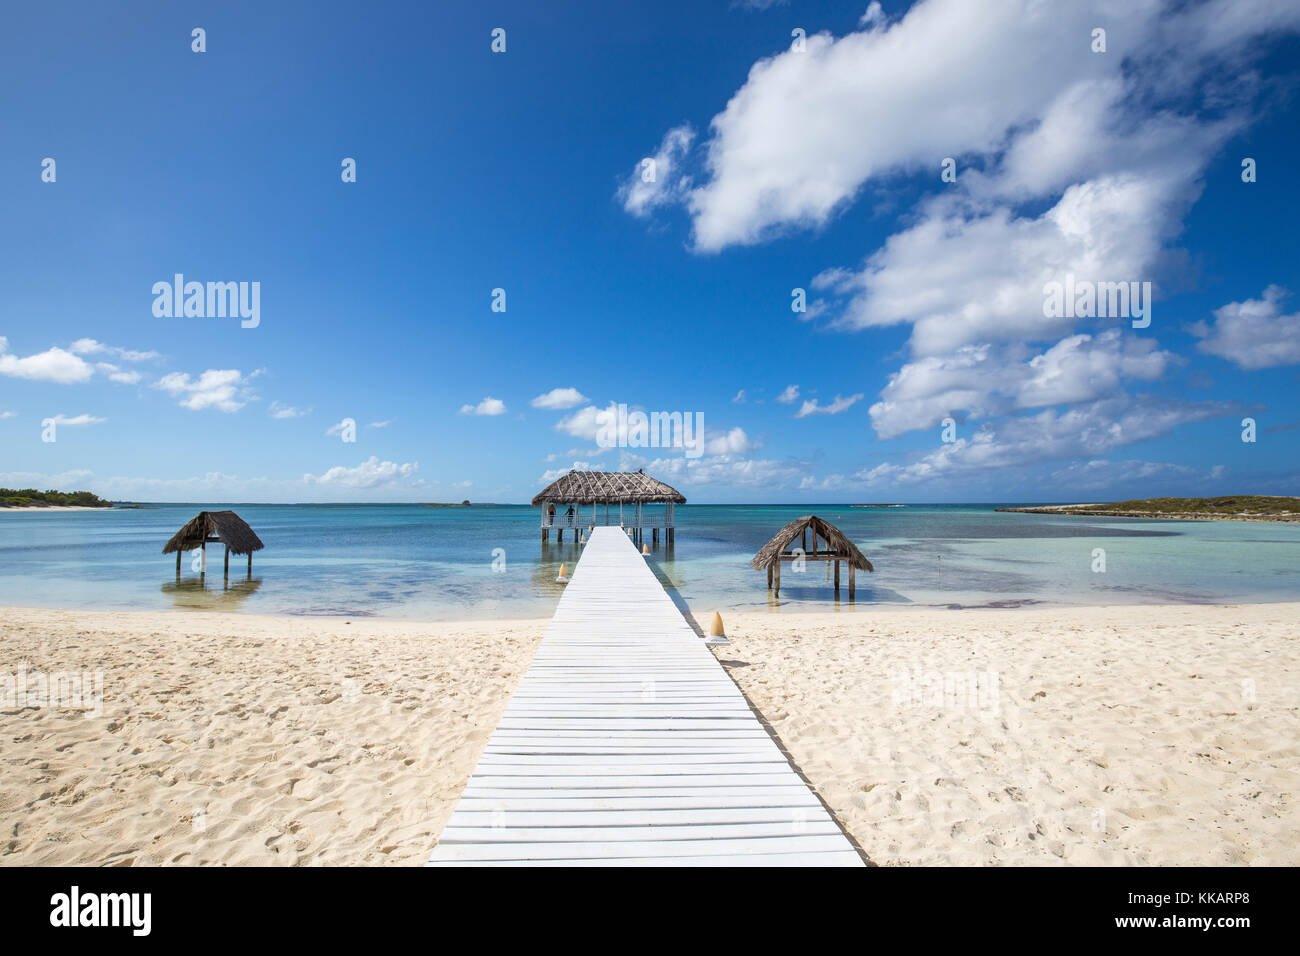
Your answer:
[774,559,781,597]
[224,546,230,576]
[767,563,773,590]
[176,551,181,574]
[542,528,548,543]
[849,564,855,601]
[247,552,252,575]
[834,560,840,593]
[201,541,206,575]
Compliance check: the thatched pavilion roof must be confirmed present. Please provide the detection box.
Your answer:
[162,510,265,556]
[751,515,873,571]
[532,469,686,506]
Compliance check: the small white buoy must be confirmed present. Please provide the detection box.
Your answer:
[556,562,569,583]
[704,611,730,646]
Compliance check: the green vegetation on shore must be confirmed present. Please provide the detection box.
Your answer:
[0,488,114,508]
[997,495,1300,521]
[1081,496,1298,514]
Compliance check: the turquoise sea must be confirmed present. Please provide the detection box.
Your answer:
[0,504,1297,620]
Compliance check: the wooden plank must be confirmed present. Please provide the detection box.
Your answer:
[457,787,818,802]
[427,526,862,867]
[439,822,843,843]
[460,773,808,789]
[430,835,855,862]
[494,719,756,731]
[429,851,863,867]
[445,808,830,827]
[475,753,787,767]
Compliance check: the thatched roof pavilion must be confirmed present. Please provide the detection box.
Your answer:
[532,469,686,545]
[163,509,264,576]
[532,469,686,505]
[751,515,872,601]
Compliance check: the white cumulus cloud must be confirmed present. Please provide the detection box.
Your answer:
[794,394,863,418]
[530,387,589,410]
[154,369,256,412]
[618,125,695,218]
[304,456,419,489]
[705,427,758,455]
[0,338,94,384]
[1192,285,1300,370]
[460,397,507,416]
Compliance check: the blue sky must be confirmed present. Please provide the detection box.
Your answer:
[1,0,1298,503]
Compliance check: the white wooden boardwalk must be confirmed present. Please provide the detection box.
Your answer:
[427,526,864,866]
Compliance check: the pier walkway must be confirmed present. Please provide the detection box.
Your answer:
[427,526,863,866]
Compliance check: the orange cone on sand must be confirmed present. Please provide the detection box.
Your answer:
[704,611,730,645]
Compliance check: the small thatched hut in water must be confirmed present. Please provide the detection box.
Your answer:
[751,515,872,600]
[532,469,686,545]
[163,510,264,575]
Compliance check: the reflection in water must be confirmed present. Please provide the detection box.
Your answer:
[760,579,911,606]
[161,574,263,610]
[533,536,680,595]
[533,539,584,595]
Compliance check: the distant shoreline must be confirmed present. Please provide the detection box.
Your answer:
[997,505,1299,522]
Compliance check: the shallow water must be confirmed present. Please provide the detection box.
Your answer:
[0,503,1296,620]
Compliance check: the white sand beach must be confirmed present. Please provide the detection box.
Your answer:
[2,602,1296,866]
[717,602,1300,865]
[0,608,544,865]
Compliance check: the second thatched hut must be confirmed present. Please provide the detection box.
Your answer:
[751,514,872,600]
[163,509,264,576]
